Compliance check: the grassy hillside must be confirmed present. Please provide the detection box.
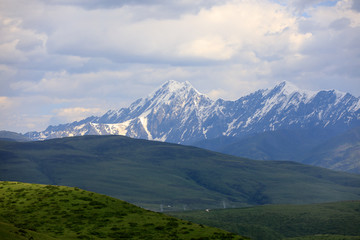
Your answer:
[0,221,56,240]
[169,201,360,240]
[193,127,360,174]
[1,135,360,210]
[0,181,245,240]
[193,128,337,162]
[303,127,360,173]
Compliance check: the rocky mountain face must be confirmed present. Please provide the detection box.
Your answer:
[28,80,360,144]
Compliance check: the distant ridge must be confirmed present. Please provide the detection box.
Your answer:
[0,130,31,142]
[193,127,360,174]
[27,80,360,143]
[1,135,360,210]
[302,126,360,173]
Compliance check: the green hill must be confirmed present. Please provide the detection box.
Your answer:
[1,135,360,210]
[193,127,360,174]
[169,201,360,240]
[303,127,360,173]
[0,181,245,240]
[193,128,336,162]
[0,221,56,240]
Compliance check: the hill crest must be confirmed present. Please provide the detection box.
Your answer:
[1,135,360,210]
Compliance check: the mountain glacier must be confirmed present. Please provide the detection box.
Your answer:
[28,80,360,143]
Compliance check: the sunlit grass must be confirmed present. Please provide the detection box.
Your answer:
[0,181,247,239]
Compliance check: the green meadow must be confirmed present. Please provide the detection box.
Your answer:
[170,201,360,240]
[0,181,246,240]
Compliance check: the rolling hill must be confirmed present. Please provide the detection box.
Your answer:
[0,131,30,142]
[302,126,360,173]
[0,181,245,240]
[193,128,337,162]
[1,135,360,210]
[194,127,360,174]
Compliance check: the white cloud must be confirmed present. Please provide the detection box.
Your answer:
[0,40,27,63]
[0,96,13,110]
[51,107,104,124]
[0,96,51,132]
[177,36,236,60]
[0,15,47,62]
[272,0,360,88]
[41,0,304,64]
[206,88,228,100]
[0,0,318,66]
[11,70,133,97]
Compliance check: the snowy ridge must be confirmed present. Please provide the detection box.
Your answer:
[277,81,317,99]
[28,80,360,143]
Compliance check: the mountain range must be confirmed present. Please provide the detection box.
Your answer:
[27,80,360,144]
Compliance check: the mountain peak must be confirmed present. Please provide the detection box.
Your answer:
[161,80,193,92]
[273,81,302,95]
[272,81,317,98]
[157,80,203,96]
[148,80,206,102]
[277,80,299,92]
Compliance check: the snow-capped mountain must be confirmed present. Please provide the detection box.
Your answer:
[28,80,360,143]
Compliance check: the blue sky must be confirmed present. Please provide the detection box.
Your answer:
[0,0,359,133]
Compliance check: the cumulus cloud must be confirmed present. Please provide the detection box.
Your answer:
[42,0,304,64]
[272,0,360,89]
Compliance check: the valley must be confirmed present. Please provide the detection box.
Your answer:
[170,200,360,240]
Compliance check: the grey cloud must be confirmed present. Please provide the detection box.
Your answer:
[16,38,44,52]
[352,0,360,12]
[43,0,166,9]
[270,26,360,95]
[330,18,350,30]
[284,0,340,16]
[285,0,327,13]
[44,0,223,8]
[42,0,224,18]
